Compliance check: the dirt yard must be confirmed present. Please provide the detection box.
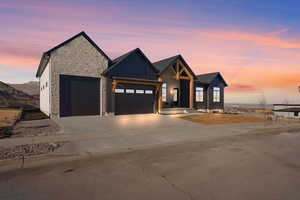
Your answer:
[180,113,270,125]
[0,109,21,127]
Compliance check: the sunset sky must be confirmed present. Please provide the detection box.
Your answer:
[1,0,300,104]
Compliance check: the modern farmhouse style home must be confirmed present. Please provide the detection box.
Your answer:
[36,32,227,118]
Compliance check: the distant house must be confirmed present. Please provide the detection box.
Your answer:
[273,104,300,119]
[36,31,227,118]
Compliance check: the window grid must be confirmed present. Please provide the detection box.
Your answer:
[195,87,204,102]
[162,83,167,102]
[213,87,220,102]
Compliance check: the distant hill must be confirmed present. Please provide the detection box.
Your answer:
[0,81,39,109]
[9,81,39,97]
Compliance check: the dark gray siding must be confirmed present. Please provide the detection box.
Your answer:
[207,77,225,110]
[194,75,225,110]
[108,51,157,80]
[194,82,208,109]
[105,78,113,113]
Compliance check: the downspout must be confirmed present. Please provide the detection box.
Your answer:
[207,86,209,112]
[100,77,103,116]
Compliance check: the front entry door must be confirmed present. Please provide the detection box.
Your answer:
[180,79,190,107]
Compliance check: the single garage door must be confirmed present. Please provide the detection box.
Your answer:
[60,75,100,117]
[115,84,155,115]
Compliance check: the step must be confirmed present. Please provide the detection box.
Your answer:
[159,108,195,115]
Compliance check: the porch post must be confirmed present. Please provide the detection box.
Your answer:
[189,78,194,108]
[158,77,163,112]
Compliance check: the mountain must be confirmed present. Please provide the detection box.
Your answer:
[9,81,39,96]
[0,81,39,108]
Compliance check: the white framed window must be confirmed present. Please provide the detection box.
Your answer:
[115,88,124,93]
[195,87,204,102]
[213,87,220,102]
[145,90,153,94]
[162,83,167,102]
[136,89,144,94]
[126,89,135,94]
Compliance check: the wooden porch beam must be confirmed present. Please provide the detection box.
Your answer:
[178,60,193,78]
[189,77,194,108]
[173,76,190,80]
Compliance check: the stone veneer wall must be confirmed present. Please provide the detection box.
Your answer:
[50,35,109,118]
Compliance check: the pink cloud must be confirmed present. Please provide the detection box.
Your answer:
[200,30,300,48]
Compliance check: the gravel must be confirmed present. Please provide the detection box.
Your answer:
[0,142,67,160]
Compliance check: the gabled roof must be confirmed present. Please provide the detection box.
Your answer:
[196,72,228,86]
[103,48,159,76]
[153,55,196,78]
[36,31,111,77]
[153,55,179,73]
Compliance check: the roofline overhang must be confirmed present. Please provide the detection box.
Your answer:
[111,76,162,84]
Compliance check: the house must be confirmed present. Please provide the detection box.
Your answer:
[36,32,227,118]
[273,104,300,119]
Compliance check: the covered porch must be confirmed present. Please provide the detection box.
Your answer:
[156,56,195,112]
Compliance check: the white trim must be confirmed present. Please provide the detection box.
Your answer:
[100,77,103,116]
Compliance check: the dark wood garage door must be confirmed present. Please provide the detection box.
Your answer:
[60,75,100,117]
[115,84,155,115]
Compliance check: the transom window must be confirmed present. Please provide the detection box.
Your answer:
[125,89,135,94]
[115,89,124,93]
[136,90,144,94]
[213,87,220,102]
[145,90,153,94]
[195,87,204,102]
[162,83,167,102]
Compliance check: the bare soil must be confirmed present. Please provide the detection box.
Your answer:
[180,113,270,125]
[0,109,21,127]
[11,119,60,138]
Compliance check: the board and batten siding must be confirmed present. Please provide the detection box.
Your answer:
[49,35,109,118]
[40,61,51,116]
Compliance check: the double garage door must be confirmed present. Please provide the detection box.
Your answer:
[59,75,155,116]
[60,75,100,117]
[115,84,155,115]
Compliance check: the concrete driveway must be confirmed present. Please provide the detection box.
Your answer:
[54,114,273,155]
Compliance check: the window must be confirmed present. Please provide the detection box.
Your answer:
[195,87,204,102]
[295,112,299,117]
[162,83,167,102]
[115,89,124,93]
[45,82,48,87]
[173,89,178,102]
[213,87,220,102]
[126,89,134,94]
[145,90,153,94]
[136,90,144,94]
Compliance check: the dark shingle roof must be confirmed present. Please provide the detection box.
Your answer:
[196,72,228,86]
[36,31,111,77]
[152,55,196,78]
[102,48,159,76]
[153,55,180,73]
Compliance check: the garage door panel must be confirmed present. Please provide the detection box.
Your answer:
[60,75,100,117]
[115,84,155,115]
